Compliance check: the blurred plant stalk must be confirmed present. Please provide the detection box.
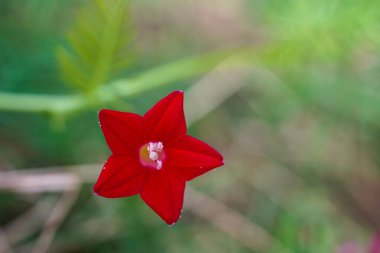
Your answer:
[0,51,228,115]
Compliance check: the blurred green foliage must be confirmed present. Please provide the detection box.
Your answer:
[1,0,380,253]
[257,0,380,64]
[57,0,133,93]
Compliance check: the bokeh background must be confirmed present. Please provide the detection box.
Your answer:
[1,0,380,252]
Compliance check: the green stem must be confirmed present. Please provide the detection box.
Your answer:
[0,51,228,114]
[0,93,84,114]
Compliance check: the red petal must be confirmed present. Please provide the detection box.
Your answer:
[143,91,186,145]
[166,135,224,181]
[94,154,147,198]
[140,169,185,225]
[99,109,147,154]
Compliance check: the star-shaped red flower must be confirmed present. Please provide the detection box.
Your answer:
[94,90,224,224]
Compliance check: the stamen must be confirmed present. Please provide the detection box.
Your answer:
[156,160,162,170]
[148,142,163,153]
[156,142,163,152]
[140,141,165,170]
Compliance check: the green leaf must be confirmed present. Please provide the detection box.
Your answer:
[56,0,133,93]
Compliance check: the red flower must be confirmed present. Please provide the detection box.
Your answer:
[94,90,224,224]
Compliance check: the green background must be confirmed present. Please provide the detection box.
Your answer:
[0,0,379,252]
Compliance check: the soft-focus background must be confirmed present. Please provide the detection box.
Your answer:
[1,0,380,252]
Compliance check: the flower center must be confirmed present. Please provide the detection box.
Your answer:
[139,141,165,170]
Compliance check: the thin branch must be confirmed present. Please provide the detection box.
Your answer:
[0,170,81,253]
[185,187,291,253]
[3,197,57,246]
[0,166,289,253]
[30,186,80,253]
[0,168,82,194]
[0,228,14,253]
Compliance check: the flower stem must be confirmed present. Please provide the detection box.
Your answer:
[0,51,228,115]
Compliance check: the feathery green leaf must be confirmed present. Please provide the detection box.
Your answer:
[56,0,132,93]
